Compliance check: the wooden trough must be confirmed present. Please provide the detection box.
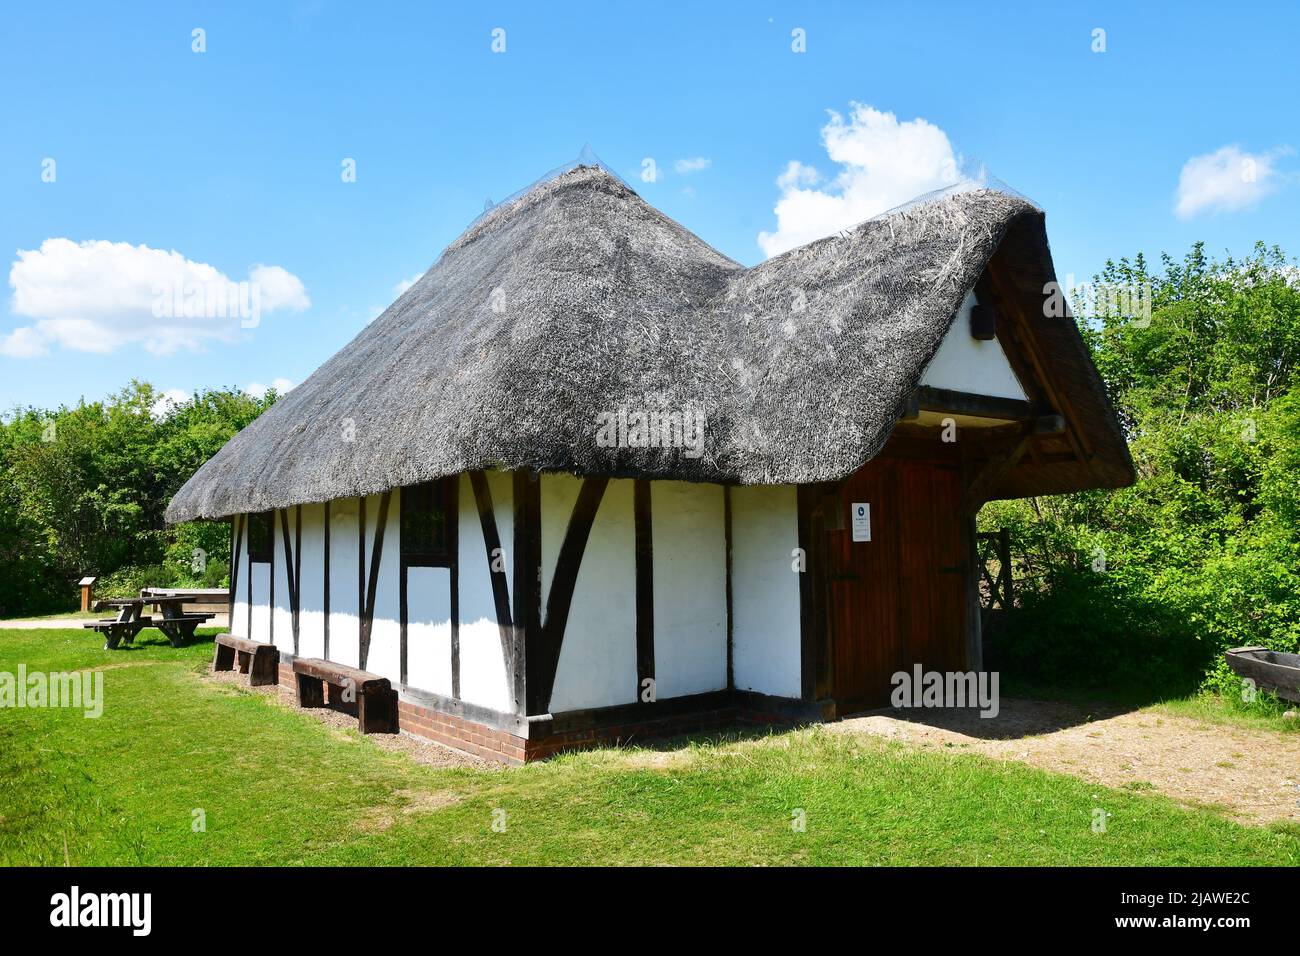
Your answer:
[1225,646,1300,704]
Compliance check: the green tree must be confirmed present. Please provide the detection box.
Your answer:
[0,381,275,615]
[983,242,1300,695]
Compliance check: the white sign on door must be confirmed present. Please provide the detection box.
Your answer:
[851,502,871,542]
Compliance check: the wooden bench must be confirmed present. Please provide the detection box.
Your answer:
[83,615,151,650]
[291,657,398,734]
[155,611,216,646]
[212,634,279,686]
[85,595,214,649]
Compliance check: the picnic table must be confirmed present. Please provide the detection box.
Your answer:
[83,596,215,650]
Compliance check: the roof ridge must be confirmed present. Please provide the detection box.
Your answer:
[445,164,636,256]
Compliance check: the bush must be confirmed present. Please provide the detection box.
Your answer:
[95,564,168,600]
[981,243,1300,696]
[0,382,267,616]
[162,520,231,588]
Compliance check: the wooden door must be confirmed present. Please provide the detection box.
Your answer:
[826,456,967,708]
[827,462,904,708]
[898,461,966,675]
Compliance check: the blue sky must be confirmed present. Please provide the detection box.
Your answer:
[2,1,1297,411]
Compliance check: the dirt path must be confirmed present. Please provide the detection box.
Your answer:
[831,699,1300,825]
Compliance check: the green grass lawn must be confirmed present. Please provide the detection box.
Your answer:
[2,627,1297,866]
[1154,691,1300,734]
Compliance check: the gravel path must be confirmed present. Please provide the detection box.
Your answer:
[831,698,1300,825]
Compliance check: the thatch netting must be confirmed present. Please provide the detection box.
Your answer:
[167,166,1132,523]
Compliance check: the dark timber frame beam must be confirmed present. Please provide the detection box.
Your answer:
[268,511,275,647]
[228,514,244,630]
[358,491,393,670]
[527,476,608,715]
[723,485,734,692]
[279,507,302,654]
[797,483,837,702]
[295,508,302,647]
[450,479,461,699]
[963,415,1066,512]
[323,501,331,660]
[913,385,1034,422]
[982,261,1094,467]
[358,496,366,658]
[512,472,540,715]
[634,479,655,702]
[469,471,518,709]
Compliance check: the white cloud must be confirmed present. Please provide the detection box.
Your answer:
[3,239,309,358]
[248,263,311,311]
[776,161,820,191]
[758,104,975,258]
[674,157,712,174]
[149,388,191,420]
[0,326,49,358]
[1174,145,1289,219]
[244,378,295,399]
[393,272,423,297]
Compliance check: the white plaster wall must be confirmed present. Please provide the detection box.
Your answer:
[540,474,580,610]
[651,481,728,699]
[457,471,513,712]
[271,510,294,655]
[920,289,1027,400]
[731,485,802,699]
[297,503,326,659]
[548,477,638,712]
[328,498,361,667]
[230,515,249,638]
[364,490,402,685]
[406,566,453,696]
[249,562,271,644]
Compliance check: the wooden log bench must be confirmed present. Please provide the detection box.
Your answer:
[212,634,279,686]
[292,657,398,734]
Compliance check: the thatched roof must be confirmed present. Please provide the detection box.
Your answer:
[167,165,1133,523]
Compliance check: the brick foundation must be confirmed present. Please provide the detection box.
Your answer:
[397,699,528,763]
[519,706,746,762]
[272,661,815,765]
